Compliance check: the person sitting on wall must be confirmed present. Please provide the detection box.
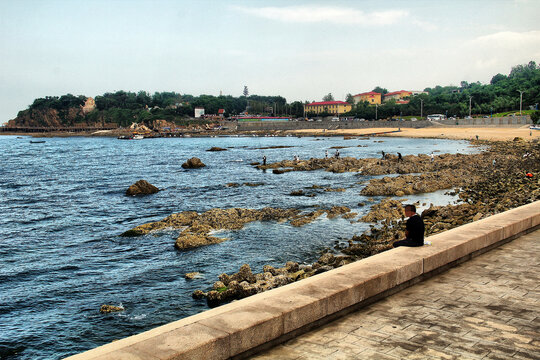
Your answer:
[393,204,425,248]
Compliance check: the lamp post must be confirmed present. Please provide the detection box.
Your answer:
[420,99,423,119]
[375,104,378,120]
[469,96,472,118]
[518,90,524,115]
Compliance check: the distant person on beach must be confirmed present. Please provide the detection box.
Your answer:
[263,155,266,166]
[476,135,479,140]
[325,150,328,158]
[397,152,403,162]
[393,204,425,248]
[335,149,340,158]
[430,153,434,162]
[381,151,385,160]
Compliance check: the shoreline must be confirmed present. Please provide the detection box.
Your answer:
[2,125,539,141]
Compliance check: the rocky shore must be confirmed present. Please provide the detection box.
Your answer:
[188,139,539,306]
[119,138,538,307]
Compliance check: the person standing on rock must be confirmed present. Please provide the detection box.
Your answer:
[393,204,425,248]
[263,155,266,166]
[397,152,403,162]
[381,150,385,160]
[430,153,434,162]
[325,150,328,159]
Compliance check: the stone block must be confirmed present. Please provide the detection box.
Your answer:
[197,305,283,357]
[126,323,229,360]
[261,293,327,334]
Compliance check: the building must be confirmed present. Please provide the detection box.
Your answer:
[352,92,382,105]
[304,101,352,116]
[383,90,412,102]
[194,107,205,118]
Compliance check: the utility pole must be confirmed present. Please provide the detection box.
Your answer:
[420,99,423,119]
[375,104,378,120]
[469,96,472,118]
[518,90,524,115]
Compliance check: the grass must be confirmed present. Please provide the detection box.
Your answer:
[492,109,535,117]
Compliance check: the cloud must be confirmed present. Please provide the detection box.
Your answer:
[233,5,409,26]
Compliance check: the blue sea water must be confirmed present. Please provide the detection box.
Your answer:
[0,135,478,359]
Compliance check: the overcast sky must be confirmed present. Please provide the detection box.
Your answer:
[1,0,539,123]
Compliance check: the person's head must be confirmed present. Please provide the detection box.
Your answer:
[404,204,416,217]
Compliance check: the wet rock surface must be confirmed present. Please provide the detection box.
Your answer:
[122,206,353,250]
[125,180,160,196]
[206,147,227,152]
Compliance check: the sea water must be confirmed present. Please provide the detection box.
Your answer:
[0,135,478,359]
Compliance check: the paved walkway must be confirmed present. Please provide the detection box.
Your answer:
[250,229,540,360]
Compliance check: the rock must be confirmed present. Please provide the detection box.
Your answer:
[472,213,483,221]
[192,290,206,299]
[289,190,304,196]
[185,272,201,280]
[126,180,159,196]
[226,182,240,187]
[182,157,206,169]
[207,147,227,151]
[99,304,124,313]
[243,182,264,187]
[395,190,405,197]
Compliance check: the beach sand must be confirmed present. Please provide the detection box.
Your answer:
[289,125,540,141]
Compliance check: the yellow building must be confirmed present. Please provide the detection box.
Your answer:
[352,91,382,105]
[304,101,352,115]
[383,90,412,102]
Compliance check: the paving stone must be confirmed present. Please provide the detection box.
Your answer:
[249,229,540,359]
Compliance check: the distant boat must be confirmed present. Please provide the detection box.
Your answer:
[132,135,144,140]
[530,125,540,130]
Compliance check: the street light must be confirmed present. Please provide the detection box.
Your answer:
[420,99,423,119]
[469,96,472,118]
[375,104,378,120]
[517,90,524,115]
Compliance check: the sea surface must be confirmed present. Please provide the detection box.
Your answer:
[0,135,478,359]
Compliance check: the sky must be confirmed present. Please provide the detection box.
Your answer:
[1,0,540,123]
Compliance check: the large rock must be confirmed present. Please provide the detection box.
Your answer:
[126,180,160,196]
[182,157,206,169]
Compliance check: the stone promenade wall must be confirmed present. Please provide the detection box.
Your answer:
[229,116,531,132]
[438,116,531,127]
[232,120,432,131]
[65,201,540,360]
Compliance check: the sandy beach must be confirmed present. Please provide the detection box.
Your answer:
[289,125,540,141]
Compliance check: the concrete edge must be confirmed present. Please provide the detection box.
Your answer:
[64,200,540,360]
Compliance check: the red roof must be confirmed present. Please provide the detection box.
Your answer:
[354,91,381,97]
[307,101,350,106]
[385,90,411,96]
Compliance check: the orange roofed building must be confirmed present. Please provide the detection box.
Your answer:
[304,101,352,116]
[352,92,382,105]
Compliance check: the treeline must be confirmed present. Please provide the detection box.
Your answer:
[16,61,540,127]
[343,61,540,120]
[22,91,300,127]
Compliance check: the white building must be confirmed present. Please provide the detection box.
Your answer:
[194,107,205,118]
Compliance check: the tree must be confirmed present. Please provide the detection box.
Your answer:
[372,86,388,95]
[323,93,334,101]
[345,93,354,104]
[243,86,249,97]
